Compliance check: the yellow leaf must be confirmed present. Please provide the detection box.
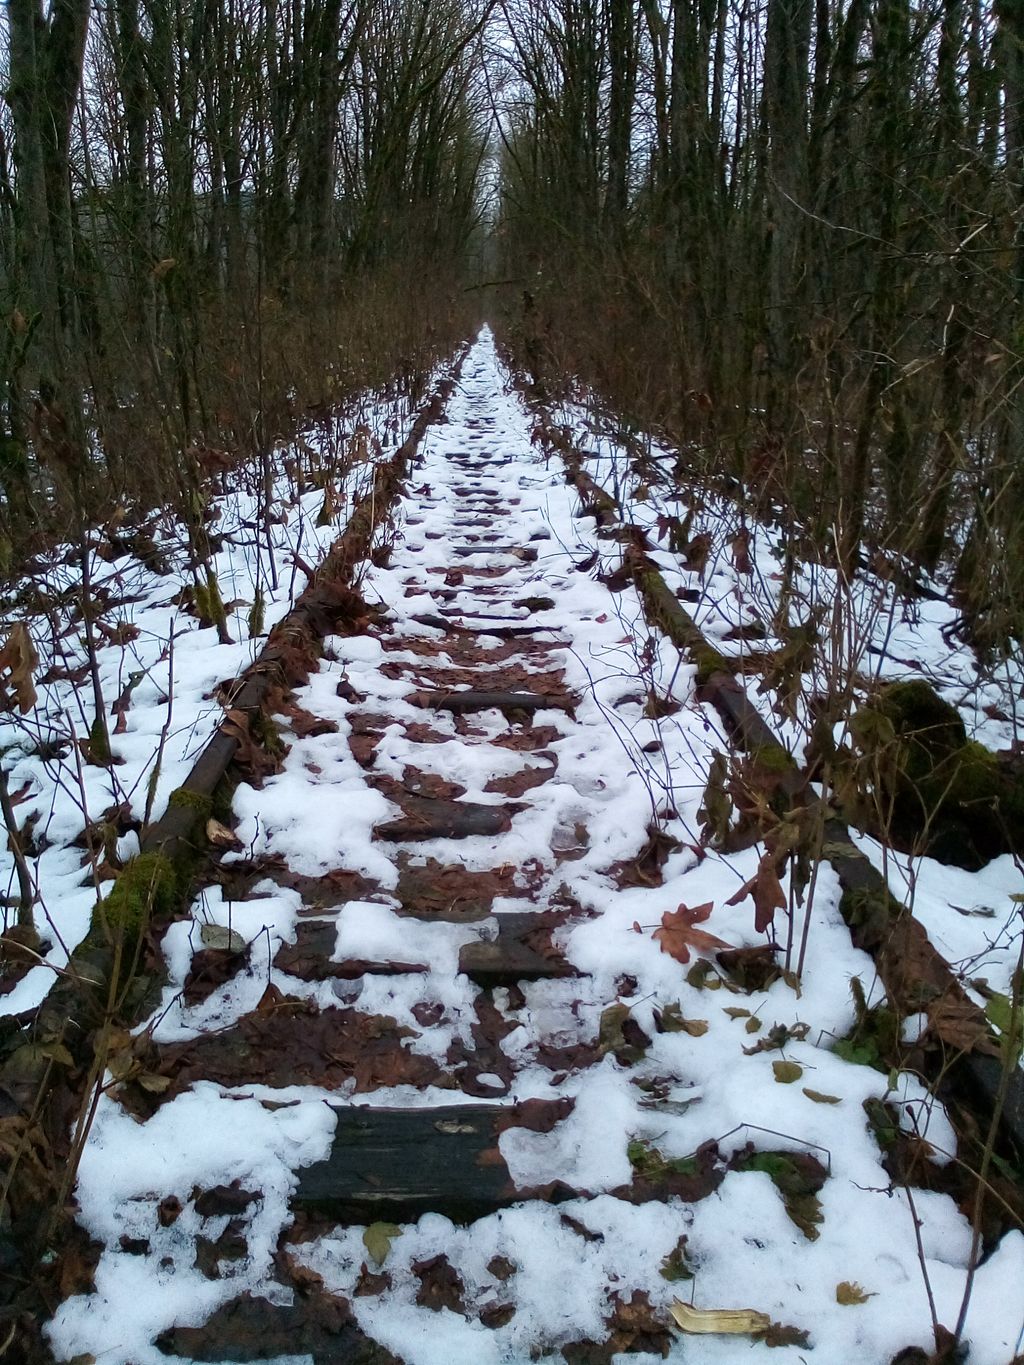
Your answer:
[836,1281,874,1305]
[803,1088,841,1105]
[106,1050,139,1082]
[657,1002,689,1032]
[363,1222,401,1266]
[772,1060,803,1083]
[138,1072,171,1094]
[745,1016,762,1034]
[669,1299,771,1336]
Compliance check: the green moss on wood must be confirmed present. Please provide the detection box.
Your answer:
[749,742,797,776]
[88,715,112,766]
[95,852,177,938]
[848,975,901,1061]
[249,710,285,757]
[839,884,898,946]
[950,740,1001,805]
[851,679,1024,867]
[205,570,228,632]
[168,787,214,820]
[193,578,211,625]
[693,645,733,685]
[875,679,965,752]
[627,1139,698,1181]
[194,570,228,633]
[248,589,266,639]
[632,565,733,682]
[211,772,238,824]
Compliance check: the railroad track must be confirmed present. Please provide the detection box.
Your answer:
[42,333,1023,1365]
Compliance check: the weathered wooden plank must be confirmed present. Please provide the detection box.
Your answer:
[451,545,538,562]
[294,1102,571,1223]
[563,460,618,526]
[395,858,518,921]
[294,1106,515,1222]
[156,1291,383,1362]
[375,796,521,841]
[964,1053,1024,1151]
[412,612,563,640]
[458,913,576,986]
[413,689,575,716]
[457,625,563,639]
[274,922,428,982]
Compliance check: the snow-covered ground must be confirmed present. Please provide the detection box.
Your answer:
[43,332,1024,1365]
[0,376,440,1016]
[542,402,1023,745]
[540,395,1024,1012]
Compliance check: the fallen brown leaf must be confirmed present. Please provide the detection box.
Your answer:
[836,1281,874,1305]
[927,993,1000,1057]
[726,851,787,933]
[653,902,730,965]
[0,622,38,714]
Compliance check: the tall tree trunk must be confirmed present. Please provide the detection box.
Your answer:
[8,0,92,492]
[760,0,812,419]
[113,0,155,345]
[604,0,636,240]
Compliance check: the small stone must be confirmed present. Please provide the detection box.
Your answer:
[199,923,247,953]
[474,1073,506,1090]
[331,977,364,1004]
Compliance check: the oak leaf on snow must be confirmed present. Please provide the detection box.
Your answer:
[653,902,730,965]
